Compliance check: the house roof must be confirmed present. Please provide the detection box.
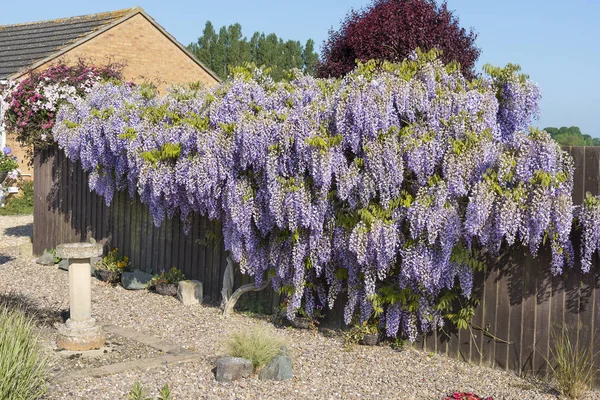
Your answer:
[0,7,220,82]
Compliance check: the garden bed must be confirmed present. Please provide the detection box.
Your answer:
[0,216,594,399]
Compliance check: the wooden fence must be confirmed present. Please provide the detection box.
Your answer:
[32,149,278,306]
[33,146,600,385]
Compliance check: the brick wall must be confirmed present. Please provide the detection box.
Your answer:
[46,13,218,92]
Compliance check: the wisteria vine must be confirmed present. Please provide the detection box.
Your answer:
[48,50,589,340]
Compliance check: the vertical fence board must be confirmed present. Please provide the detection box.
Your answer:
[481,267,498,368]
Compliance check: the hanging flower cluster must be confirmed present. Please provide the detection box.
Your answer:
[3,60,123,158]
[52,50,576,340]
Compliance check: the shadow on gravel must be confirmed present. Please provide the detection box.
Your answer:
[0,290,67,326]
[0,255,15,265]
[4,222,33,237]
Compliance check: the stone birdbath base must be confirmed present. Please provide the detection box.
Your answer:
[55,242,105,351]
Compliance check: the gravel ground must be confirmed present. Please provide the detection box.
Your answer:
[0,215,597,400]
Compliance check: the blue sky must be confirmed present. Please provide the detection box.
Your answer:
[1,0,599,137]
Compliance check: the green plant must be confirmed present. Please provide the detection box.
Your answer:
[546,325,594,399]
[96,247,130,283]
[390,336,406,351]
[48,248,61,264]
[0,306,48,399]
[150,267,186,286]
[127,382,151,400]
[224,327,285,371]
[0,180,34,216]
[157,384,172,400]
[127,382,172,400]
[342,320,379,349]
[0,148,18,173]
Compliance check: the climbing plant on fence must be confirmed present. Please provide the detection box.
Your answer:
[10,50,600,341]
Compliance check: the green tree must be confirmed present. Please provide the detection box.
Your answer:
[188,22,220,75]
[302,39,319,76]
[188,22,319,81]
[544,126,600,146]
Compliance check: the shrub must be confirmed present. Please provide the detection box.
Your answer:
[317,0,480,78]
[0,180,33,215]
[150,267,186,286]
[0,306,48,399]
[224,327,285,371]
[3,59,123,160]
[52,52,580,342]
[96,247,131,283]
[547,326,594,399]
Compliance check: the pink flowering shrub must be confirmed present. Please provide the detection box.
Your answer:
[3,60,123,159]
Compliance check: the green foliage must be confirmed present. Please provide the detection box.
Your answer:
[127,382,151,400]
[127,382,172,400]
[544,126,600,147]
[0,306,48,400]
[141,143,182,165]
[0,152,18,173]
[188,20,319,81]
[390,337,406,351]
[0,180,34,215]
[158,384,172,400]
[150,267,186,286]
[96,247,130,283]
[342,321,380,349]
[224,327,285,371]
[546,325,595,399]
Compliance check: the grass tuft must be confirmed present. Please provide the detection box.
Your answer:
[547,325,595,399]
[0,305,49,399]
[224,326,285,371]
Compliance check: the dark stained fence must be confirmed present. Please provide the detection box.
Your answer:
[33,148,279,306]
[34,146,600,385]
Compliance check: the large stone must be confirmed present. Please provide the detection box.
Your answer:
[36,250,56,266]
[215,357,253,382]
[177,280,203,306]
[121,269,153,290]
[57,259,69,271]
[259,346,293,381]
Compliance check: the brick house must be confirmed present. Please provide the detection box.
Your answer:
[0,7,220,177]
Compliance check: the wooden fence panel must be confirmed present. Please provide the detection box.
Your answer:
[33,146,600,386]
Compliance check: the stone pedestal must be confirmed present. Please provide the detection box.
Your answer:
[55,242,105,351]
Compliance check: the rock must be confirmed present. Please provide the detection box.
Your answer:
[259,347,293,381]
[121,269,153,290]
[19,242,33,257]
[57,259,69,271]
[177,280,203,305]
[36,250,56,266]
[215,357,253,382]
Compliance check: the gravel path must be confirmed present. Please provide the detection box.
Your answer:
[0,215,595,400]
